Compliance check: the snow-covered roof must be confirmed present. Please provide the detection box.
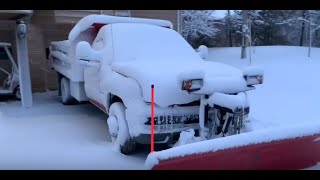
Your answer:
[68,14,173,41]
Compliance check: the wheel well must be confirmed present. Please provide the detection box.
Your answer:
[57,73,64,96]
[110,95,123,104]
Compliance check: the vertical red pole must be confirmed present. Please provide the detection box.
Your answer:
[151,85,155,153]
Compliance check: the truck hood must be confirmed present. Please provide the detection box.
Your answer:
[111,59,247,108]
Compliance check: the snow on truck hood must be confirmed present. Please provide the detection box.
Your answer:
[111,59,246,108]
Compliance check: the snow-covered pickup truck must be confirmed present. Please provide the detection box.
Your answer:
[49,15,263,154]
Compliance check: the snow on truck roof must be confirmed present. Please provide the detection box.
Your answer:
[68,14,173,41]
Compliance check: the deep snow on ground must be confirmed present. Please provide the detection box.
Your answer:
[0,92,147,170]
[1,46,319,170]
[208,46,320,132]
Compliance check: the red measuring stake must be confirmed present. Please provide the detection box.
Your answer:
[151,85,155,152]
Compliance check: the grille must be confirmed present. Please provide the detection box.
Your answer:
[145,114,199,125]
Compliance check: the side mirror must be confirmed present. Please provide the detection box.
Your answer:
[197,45,208,60]
[76,41,102,66]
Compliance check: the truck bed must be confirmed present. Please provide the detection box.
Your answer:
[49,40,88,102]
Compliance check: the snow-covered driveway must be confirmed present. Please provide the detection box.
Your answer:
[0,92,147,170]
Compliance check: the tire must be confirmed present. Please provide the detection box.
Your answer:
[13,86,21,100]
[107,102,136,155]
[60,77,77,105]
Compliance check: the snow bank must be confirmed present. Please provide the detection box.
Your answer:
[145,122,320,169]
[68,14,173,42]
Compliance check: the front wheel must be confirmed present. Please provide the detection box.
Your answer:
[107,102,136,155]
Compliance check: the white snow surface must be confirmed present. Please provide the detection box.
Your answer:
[0,92,147,170]
[145,46,320,169]
[304,162,320,170]
[2,46,320,170]
[208,92,249,110]
[50,40,70,54]
[50,51,69,63]
[68,14,173,42]
[173,129,204,147]
[208,46,320,132]
[192,75,248,95]
[243,66,264,76]
[112,23,198,61]
[111,59,243,107]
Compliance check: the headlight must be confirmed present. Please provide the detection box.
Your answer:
[182,79,203,92]
[244,75,263,85]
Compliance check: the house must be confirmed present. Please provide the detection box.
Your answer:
[0,10,181,107]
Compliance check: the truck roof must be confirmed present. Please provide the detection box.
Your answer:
[68,14,174,42]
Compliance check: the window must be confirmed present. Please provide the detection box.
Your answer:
[114,10,131,17]
[0,47,12,60]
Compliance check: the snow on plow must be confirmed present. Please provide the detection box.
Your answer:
[145,122,320,170]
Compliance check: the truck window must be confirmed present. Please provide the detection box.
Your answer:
[92,38,104,50]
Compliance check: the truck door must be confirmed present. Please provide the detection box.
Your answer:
[83,64,102,106]
[82,33,104,109]
[83,26,113,111]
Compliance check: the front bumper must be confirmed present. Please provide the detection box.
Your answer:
[133,129,200,145]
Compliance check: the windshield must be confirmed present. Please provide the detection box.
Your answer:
[112,23,200,62]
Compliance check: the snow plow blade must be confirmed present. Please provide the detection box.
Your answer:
[145,123,320,170]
